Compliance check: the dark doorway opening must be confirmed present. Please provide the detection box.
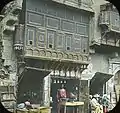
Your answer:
[17,67,50,105]
[50,77,80,113]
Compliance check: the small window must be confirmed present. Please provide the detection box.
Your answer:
[49,44,52,48]
[27,29,34,46]
[65,34,72,51]
[67,47,70,50]
[81,36,89,54]
[47,30,55,49]
[29,40,33,45]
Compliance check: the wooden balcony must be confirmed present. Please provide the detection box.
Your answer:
[99,10,120,34]
[24,47,89,72]
[25,48,89,63]
[99,11,110,27]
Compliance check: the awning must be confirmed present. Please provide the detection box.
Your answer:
[18,66,51,85]
[90,72,113,95]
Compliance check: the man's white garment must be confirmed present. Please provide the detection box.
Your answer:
[91,98,100,108]
[91,98,103,113]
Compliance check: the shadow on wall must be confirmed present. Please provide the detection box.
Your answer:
[0,101,12,113]
[107,97,120,113]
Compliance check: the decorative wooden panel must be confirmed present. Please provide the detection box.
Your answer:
[81,13,90,24]
[76,23,88,36]
[46,16,60,29]
[65,7,74,21]
[47,4,57,16]
[47,30,56,49]
[36,29,46,48]
[56,5,66,18]
[27,12,44,26]
[73,35,82,52]
[65,34,72,51]
[56,32,64,51]
[81,37,89,54]
[26,26,36,46]
[62,20,75,33]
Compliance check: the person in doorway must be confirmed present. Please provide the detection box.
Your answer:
[91,94,103,113]
[57,84,67,102]
[57,84,67,113]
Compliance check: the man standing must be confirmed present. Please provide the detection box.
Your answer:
[57,84,67,113]
[57,84,67,102]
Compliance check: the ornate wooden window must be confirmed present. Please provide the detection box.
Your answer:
[65,34,72,51]
[81,36,89,54]
[27,28,35,46]
[56,33,64,50]
[25,0,90,54]
[81,14,89,24]
[73,35,82,52]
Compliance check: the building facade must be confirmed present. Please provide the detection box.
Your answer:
[0,0,23,111]
[89,0,120,107]
[0,0,93,112]
[0,0,120,112]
